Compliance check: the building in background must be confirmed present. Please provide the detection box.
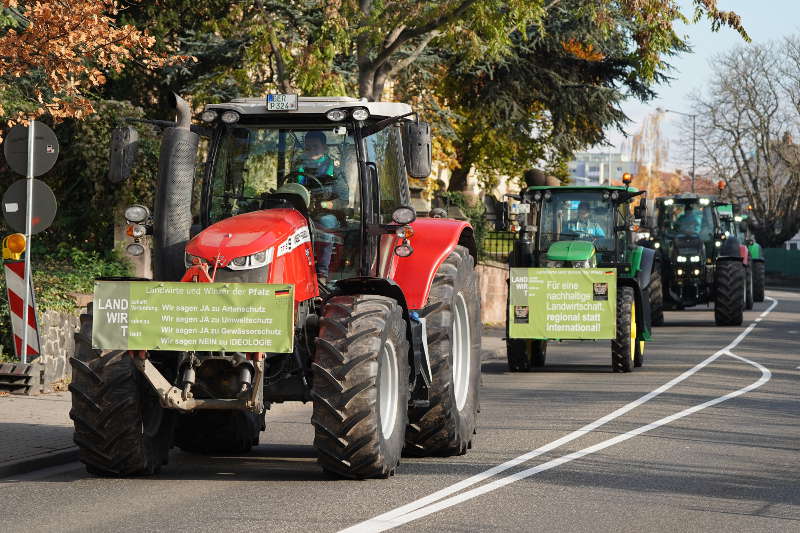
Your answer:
[568,152,637,185]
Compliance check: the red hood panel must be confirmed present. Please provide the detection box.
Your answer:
[186,209,307,267]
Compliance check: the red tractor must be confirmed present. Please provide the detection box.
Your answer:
[70,95,481,479]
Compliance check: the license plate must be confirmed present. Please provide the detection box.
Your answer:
[267,94,298,111]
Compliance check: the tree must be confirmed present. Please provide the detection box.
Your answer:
[0,0,181,125]
[690,39,800,247]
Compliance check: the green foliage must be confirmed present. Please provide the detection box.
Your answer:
[0,248,130,359]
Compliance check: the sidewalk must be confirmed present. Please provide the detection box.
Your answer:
[0,391,77,477]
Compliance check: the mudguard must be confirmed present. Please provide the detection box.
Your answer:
[634,246,656,289]
[391,218,475,310]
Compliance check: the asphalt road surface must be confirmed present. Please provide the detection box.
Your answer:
[2,290,798,532]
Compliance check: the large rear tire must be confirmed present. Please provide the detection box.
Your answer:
[745,265,754,310]
[506,339,546,372]
[611,287,635,373]
[69,304,174,476]
[649,265,664,326]
[715,261,745,326]
[174,410,263,454]
[312,295,409,479]
[753,260,765,302]
[405,245,481,457]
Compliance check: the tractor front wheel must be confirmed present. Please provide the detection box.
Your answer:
[69,304,175,476]
[753,261,766,302]
[312,295,409,479]
[715,261,745,326]
[611,287,636,373]
[405,245,481,457]
[506,339,546,372]
[649,265,664,327]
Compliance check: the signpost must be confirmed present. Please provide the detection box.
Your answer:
[508,268,617,340]
[92,281,295,353]
[2,121,60,364]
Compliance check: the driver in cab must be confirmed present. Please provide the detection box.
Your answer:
[291,131,349,285]
[567,201,606,238]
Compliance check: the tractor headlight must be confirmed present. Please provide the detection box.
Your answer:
[690,255,700,262]
[533,192,542,201]
[350,107,370,121]
[610,191,620,200]
[227,249,273,270]
[572,259,592,268]
[184,252,208,267]
[677,255,688,263]
[221,110,240,124]
[654,242,661,249]
[545,260,564,268]
[200,110,218,123]
[326,109,348,122]
[677,269,683,276]
[124,204,150,223]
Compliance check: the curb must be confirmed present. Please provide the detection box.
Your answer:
[0,447,79,479]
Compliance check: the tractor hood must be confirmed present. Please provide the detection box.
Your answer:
[547,240,595,262]
[185,208,307,268]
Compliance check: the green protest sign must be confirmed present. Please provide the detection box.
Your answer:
[508,268,617,340]
[92,281,294,352]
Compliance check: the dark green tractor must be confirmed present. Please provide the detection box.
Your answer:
[504,184,657,373]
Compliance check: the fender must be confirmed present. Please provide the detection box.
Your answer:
[392,218,475,310]
[739,245,750,266]
[618,277,652,341]
[636,246,656,289]
[333,277,433,403]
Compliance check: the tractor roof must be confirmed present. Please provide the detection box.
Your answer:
[205,96,412,119]
[525,185,639,193]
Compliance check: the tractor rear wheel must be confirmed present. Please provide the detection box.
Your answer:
[312,295,409,479]
[611,287,635,373]
[753,261,766,302]
[649,265,664,326]
[69,304,175,476]
[506,339,546,372]
[745,265,754,310]
[405,245,481,457]
[174,410,263,454]
[714,261,745,326]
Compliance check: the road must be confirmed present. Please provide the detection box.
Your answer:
[1,290,798,532]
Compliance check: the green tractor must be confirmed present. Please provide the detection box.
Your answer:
[504,182,656,373]
[717,203,766,303]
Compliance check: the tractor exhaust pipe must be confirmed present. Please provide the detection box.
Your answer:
[153,93,198,281]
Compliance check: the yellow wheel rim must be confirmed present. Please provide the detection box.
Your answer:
[639,341,645,356]
[630,301,637,361]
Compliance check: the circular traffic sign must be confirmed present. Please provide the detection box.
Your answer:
[2,178,58,234]
[3,123,60,177]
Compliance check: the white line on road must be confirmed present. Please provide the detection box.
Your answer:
[341,297,779,533]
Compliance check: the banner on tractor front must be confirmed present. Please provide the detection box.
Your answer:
[508,268,617,340]
[92,281,294,353]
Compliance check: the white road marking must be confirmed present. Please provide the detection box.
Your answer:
[341,296,779,533]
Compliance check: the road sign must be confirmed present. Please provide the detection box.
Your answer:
[3,123,60,176]
[2,178,57,234]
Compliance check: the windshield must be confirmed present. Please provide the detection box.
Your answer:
[539,191,616,252]
[208,124,359,222]
[659,200,715,241]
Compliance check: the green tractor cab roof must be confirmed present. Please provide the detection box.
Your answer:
[525,185,639,193]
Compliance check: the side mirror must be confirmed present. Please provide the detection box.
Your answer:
[108,125,139,183]
[403,121,432,178]
[634,198,656,228]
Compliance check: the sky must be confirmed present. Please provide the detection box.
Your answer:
[602,0,800,172]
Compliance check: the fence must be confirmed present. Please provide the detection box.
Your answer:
[764,248,800,278]
[481,230,516,264]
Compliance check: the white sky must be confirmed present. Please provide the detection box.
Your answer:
[601,0,800,172]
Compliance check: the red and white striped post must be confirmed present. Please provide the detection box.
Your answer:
[4,259,41,360]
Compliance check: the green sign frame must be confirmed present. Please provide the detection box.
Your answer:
[92,281,294,353]
[509,268,617,340]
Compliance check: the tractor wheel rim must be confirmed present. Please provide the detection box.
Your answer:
[630,301,637,361]
[379,339,399,439]
[452,292,471,411]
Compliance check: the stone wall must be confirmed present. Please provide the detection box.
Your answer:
[477,262,508,326]
[29,309,80,394]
